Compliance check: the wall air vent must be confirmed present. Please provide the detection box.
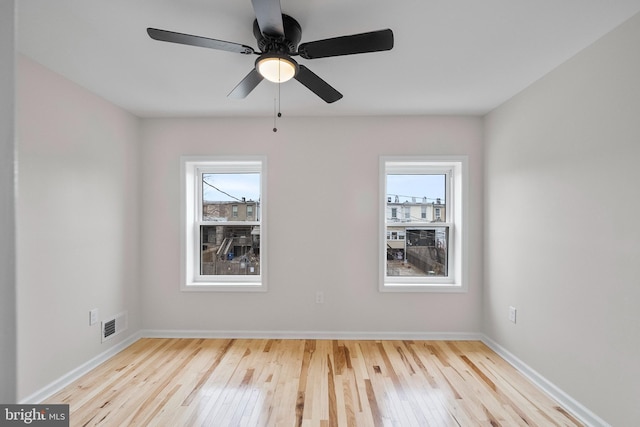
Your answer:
[103,319,116,338]
[101,311,128,343]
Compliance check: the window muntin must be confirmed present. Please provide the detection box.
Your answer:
[380,157,467,292]
[181,157,266,291]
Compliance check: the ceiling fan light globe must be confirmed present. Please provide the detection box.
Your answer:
[257,56,297,83]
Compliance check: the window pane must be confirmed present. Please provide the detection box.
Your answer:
[202,173,260,221]
[386,227,448,277]
[386,173,447,278]
[386,174,445,210]
[200,172,261,277]
[200,225,260,276]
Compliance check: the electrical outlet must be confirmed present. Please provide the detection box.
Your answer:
[315,291,324,304]
[508,306,517,324]
[89,308,99,326]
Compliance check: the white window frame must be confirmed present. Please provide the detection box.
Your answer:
[180,156,267,292]
[380,156,468,292]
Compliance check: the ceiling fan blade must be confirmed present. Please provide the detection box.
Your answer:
[251,0,285,38]
[294,65,343,103]
[147,28,255,55]
[228,69,264,99]
[298,29,394,59]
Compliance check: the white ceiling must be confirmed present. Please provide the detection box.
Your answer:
[16,0,640,118]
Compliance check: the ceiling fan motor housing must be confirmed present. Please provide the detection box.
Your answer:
[253,14,301,54]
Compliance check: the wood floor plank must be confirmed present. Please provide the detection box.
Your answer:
[45,339,583,426]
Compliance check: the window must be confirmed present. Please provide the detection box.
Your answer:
[181,156,266,291]
[380,156,467,292]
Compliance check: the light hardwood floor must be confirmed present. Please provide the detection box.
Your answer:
[47,338,583,426]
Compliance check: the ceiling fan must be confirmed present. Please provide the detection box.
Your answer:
[147,0,394,103]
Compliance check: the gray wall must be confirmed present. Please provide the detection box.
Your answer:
[0,0,16,404]
[139,116,484,334]
[16,56,141,399]
[484,12,640,426]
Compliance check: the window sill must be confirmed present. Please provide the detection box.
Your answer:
[181,282,266,292]
[380,283,467,293]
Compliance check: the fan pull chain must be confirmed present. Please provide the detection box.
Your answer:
[273,79,283,132]
[278,81,282,117]
[273,96,277,132]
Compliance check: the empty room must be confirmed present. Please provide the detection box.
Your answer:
[2,1,640,426]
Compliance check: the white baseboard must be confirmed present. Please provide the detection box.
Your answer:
[20,330,142,404]
[480,334,610,427]
[139,329,483,341]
